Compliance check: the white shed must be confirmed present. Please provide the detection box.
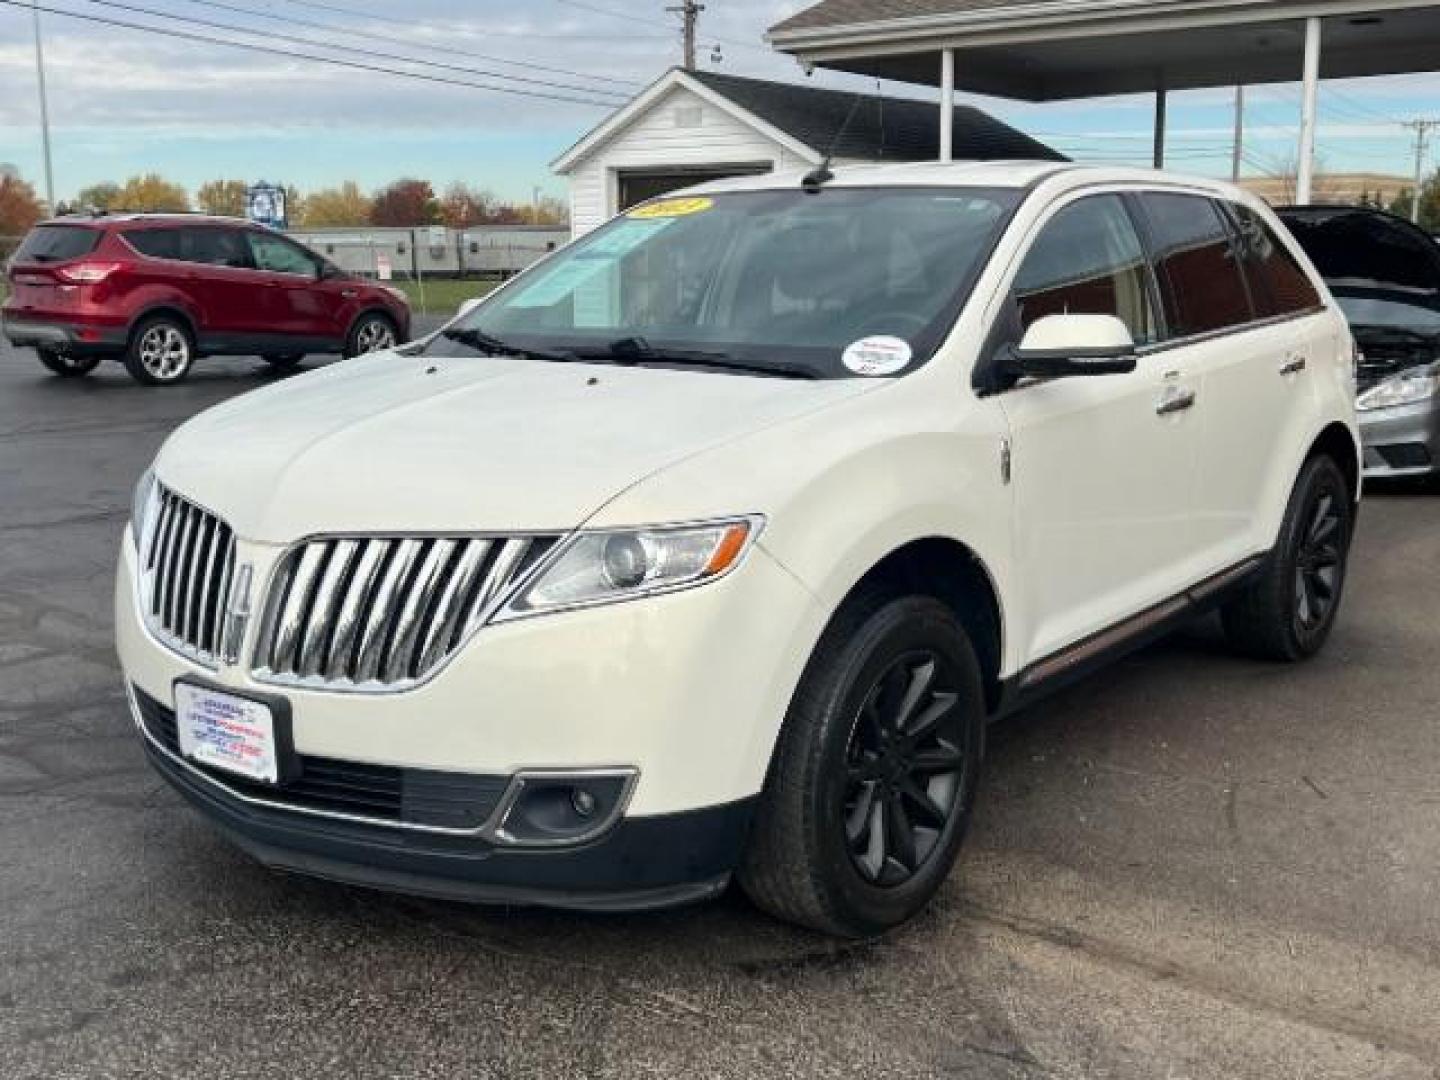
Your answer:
[553,67,1062,236]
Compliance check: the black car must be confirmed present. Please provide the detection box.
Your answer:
[1278,205,1440,477]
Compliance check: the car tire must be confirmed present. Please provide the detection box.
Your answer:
[344,313,398,358]
[123,315,195,386]
[37,349,101,378]
[738,592,986,937]
[1221,454,1354,662]
[262,353,305,372]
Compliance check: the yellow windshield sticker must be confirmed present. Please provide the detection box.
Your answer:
[628,196,713,219]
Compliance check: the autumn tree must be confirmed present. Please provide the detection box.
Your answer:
[0,173,45,234]
[75,181,122,211]
[299,181,371,227]
[196,178,248,217]
[439,182,494,229]
[370,178,439,227]
[531,195,569,227]
[115,173,189,212]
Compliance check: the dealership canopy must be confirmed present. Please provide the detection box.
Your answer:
[767,0,1440,200]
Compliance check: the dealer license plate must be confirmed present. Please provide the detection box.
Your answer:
[174,683,279,784]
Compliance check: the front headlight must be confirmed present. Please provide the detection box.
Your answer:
[1357,363,1440,411]
[130,466,158,547]
[495,517,761,620]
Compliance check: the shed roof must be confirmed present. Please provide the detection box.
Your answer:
[552,68,1063,173]
[686,70,1064,161]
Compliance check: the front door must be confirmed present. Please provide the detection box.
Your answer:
[245,231,346,343]
[995,192,1206,664]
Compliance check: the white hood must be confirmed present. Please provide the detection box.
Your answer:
[156,352,878,543]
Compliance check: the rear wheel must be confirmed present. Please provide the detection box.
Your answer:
[344,313,397,358]
[262,353,305,372]
[739,594,985,937]
[1221,455,1354,661]
[37,349,101,378]
[123,316,195,386]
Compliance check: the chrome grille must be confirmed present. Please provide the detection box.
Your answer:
[141,487,238,665]
[252,534,558,690]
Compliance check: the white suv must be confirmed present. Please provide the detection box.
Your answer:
[117,163,1359,936]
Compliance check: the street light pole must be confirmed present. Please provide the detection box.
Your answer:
[31,0,56,212]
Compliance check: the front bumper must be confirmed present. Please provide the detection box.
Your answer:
[116,524,824,907]
[1359,399,1440,477]
[1,314,126,354]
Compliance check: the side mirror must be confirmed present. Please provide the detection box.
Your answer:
[1009,313,1138,378]
[457,297,484,319]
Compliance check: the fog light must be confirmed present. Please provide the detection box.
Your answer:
[493,770,636,846]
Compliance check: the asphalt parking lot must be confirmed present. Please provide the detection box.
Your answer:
[2,330,1439,1080]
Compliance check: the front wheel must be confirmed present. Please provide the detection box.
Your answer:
[1221,455,1354,661]
[123,316,195,386]
[37,349,101,378]
[344,313,397,358]
[739,594,986,937]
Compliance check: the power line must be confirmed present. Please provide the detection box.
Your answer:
[174,0,641,88]
[68,0,631,101]
[278,0,668,42]
[556,0,770,55]
[0,0,623,106]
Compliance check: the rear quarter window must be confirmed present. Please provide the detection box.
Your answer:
[1140,193,1253,337]
[1229,204,1321,317]
[15,225,101,263]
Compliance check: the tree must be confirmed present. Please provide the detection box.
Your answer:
[439,182,494,229]
[0,173,45,234]
[1388,169,1440,231]
[75,181,122,212]
[532,195,569,227]
[299,181,372,227]
[196,179,248,217]
[370,178,439,227]
[115,173,189,212]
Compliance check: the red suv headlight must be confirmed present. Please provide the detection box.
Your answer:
[56,261,125,284]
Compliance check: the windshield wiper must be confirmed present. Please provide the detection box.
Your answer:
[586,336,819,380]
[439,327,581,364]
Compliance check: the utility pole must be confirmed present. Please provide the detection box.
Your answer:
[31,0,56,212]
[666,0,704,70]
[1402,119,1439,224]
[1231,85,1245,183]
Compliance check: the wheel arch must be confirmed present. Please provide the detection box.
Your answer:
[822,537,1006,716]
[127,304,198,346]
[345,306,401,343]
[1306,420,1362,506]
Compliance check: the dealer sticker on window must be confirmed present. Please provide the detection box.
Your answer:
[842,336,912,377]
[174,683,279,784]
[627,196,714,219]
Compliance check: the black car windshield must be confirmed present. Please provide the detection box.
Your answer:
[424,187,1020,379]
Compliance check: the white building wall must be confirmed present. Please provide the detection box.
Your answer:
[565,84,812,236]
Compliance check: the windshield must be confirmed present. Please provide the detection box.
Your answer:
[425,187,1020,379]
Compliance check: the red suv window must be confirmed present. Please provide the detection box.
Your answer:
[15,225,101,262]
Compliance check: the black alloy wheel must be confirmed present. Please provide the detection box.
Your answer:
[842,652,967,887]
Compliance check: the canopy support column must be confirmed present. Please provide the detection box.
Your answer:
[1297,16,1322,203]
[1153,86,1167,169]
[940,47,955,162]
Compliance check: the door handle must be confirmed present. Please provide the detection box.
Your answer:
[1280,355,1307,376]
[1156,385,1196,415]
[341,289,358,299]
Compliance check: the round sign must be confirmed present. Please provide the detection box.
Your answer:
[841,336,912,377]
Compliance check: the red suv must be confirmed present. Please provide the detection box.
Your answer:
[3,214,411,386]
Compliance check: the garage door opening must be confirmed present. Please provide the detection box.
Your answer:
[618,166,771,211]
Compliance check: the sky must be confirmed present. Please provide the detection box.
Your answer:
[1,0,1439,209]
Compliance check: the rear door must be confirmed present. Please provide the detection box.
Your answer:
[175,226,267,341]
[996,192,1206,662]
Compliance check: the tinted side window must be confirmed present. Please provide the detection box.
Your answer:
[1141,193,1252,336]
[124,228,182,260]
[181,227,252,268]
[1012,194,1158,345]
[249,232,319,276]
[1229,203,1321,317]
